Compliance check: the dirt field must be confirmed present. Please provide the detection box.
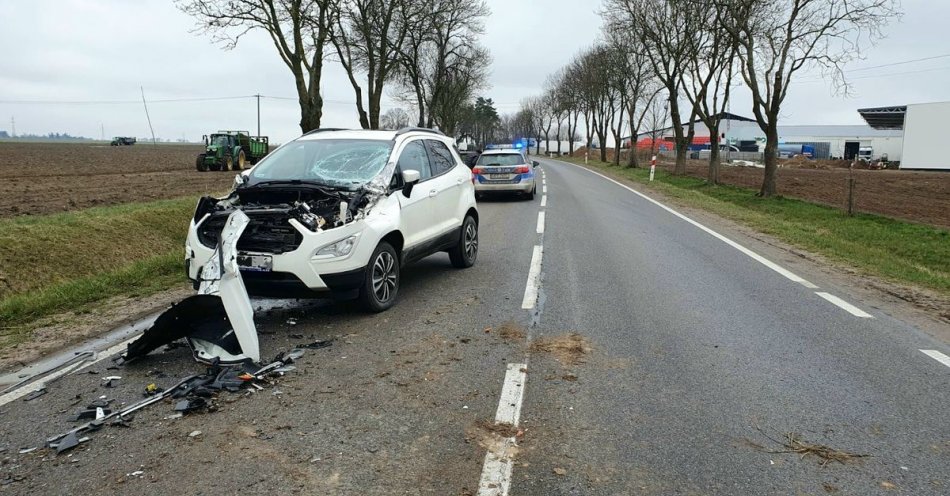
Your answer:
[0,142,236,217]
[669,162,950,229]
[576,148,950,229]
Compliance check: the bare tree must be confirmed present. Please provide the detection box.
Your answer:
[177,0,335,133]
[644,93,670,157]
[718,0,900,196]
[601,19,661,168]
[605,0,699,174]
[394,0,490,128]
[679,1,737,184]
[380,107,412,130]
[330,0,412,129]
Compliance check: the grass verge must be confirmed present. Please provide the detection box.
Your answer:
[0,198,197,346]
[555,156,950,296]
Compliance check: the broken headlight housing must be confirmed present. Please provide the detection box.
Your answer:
[314,234,359,259]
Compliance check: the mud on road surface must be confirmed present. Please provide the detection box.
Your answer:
[0,142,236,217]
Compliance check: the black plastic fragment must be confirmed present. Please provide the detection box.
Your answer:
[54,432,80,454]
[22,389,47,401]
[124,295,231,362]
[297,340,333,350]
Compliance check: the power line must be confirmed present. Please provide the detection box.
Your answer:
[846,53,950,73]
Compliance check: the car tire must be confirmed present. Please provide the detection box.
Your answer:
[359,242,399,312]
[448,216,478,268]
[525,185,535,201]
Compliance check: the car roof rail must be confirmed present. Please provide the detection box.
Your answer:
[394,127,445,137]
[303,128,348,136]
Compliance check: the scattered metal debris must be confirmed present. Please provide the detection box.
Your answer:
[297,340,333,350]
[22,388,47,401]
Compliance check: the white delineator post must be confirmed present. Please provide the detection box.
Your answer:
[649,155,656,181]
[585,151,589,164]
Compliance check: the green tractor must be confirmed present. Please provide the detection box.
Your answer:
[196,131,270,172]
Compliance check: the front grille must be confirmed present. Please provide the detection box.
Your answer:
[197,212,303,254]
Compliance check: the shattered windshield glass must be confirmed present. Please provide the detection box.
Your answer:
[477,153,525,166]
[248,139,393,189]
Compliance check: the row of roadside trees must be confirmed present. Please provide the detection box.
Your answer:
[178,0,491,137]
[521,0,899,197]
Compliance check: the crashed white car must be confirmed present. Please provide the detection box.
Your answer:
[185,128,479,313]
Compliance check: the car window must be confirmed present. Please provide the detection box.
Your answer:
[477,153,524,166]
[426,140,456,176]
[397,140,431,180]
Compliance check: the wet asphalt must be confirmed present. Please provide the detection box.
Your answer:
[0,158,947,495]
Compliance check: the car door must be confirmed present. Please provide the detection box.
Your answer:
[424,139,464,235]
[394,139,437,250]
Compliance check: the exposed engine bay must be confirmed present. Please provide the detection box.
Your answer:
[194,183,378,254]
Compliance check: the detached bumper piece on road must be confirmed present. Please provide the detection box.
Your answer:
[125,210,261,366]
[43,212,333,455]
[45,212,331,454]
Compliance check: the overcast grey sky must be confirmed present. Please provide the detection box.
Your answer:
[1,0,947,143]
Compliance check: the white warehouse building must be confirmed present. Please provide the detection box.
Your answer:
[859,102,950,170]
[729,124,903,161]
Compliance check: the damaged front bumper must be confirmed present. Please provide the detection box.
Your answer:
[127,210,262,364]
[185,206,389,298]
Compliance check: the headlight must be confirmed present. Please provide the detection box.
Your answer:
[315,235,359,259]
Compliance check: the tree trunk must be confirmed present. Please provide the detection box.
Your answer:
[707,128,720,185]
[612,133,621,166]
[597,131,607,162]
[760,123,779,197]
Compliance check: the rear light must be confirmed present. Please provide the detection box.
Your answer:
[515,165,530,174]
[472,167,484,174]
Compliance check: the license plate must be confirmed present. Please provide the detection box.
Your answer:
[237,254,272,272]
[489,173,509,180]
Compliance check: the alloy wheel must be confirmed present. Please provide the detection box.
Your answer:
[372,251,397,303]
[464,222,478,261]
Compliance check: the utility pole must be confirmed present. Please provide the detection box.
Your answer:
[11,117,15,138]
[100,122,104,141]
[140,86,156,145]
[255,94,261,136]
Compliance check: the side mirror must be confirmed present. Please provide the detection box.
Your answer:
[401,169,420,197]
[532,161,539,168]
[202,135,208,146]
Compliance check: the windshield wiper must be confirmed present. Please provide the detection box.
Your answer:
[246,179,335,189]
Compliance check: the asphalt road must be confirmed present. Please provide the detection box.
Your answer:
[0,157,947,495]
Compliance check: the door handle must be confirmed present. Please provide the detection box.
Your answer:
[456,178,463,185]
[428,189,438,198]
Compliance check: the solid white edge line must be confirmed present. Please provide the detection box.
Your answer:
[540,195,547,207]
[0,335,139,407]
[920,349,950,369]
[536,211,545,234]
[555,159,819,290]
[521,245,543,309]
[477,363,528,496]
[815,292,874,319]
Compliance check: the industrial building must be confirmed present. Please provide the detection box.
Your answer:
[859,102,950,170]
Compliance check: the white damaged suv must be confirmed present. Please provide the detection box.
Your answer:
[185,128,479,312]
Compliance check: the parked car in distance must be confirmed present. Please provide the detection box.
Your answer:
[185,128,479,312]
[472,149,538,200]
